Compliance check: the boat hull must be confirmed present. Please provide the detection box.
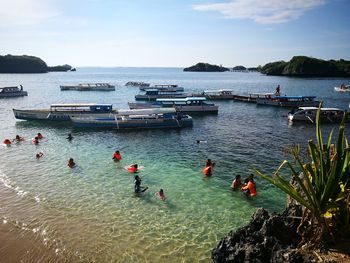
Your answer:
[13,109,117,121]
[256,98,320,107]
[205,94,235,100]
[0,91,28,98]
[72,116,193,129]
[128,102,218,114]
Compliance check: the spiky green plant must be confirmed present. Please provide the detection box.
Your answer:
[256,107,350,245]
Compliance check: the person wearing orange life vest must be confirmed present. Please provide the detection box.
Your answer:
[112,150,122,161]
[37,133,43,139]
[3,139,11,145]
[128,164,138,173]
[203,159,215,177]
[241,178,257,197]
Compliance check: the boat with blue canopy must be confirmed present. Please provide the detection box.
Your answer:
[13,103,117,121]
[128,97,218,114]
[256,95,320,107]
[71,108,193,130]
[135,89,198,101]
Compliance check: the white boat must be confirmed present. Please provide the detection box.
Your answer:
[256,95,320,108]
[60,83,115,91]
[233,93,274,102]
[128,97,218,114]
[71,108,193,129]
[0,86,28,98]
[288,107,347,123]
[140,84,184,92]
[125,81,150,87]
[202,89,236,100]
[135,89,199,101]
[13,103,117,121]
[334,85,350,92]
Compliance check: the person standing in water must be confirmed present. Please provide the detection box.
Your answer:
[67,134,73,141]
[67,158,76,168]
[155,189,166,201]
[134,175,148,193]
[112,150,122,161]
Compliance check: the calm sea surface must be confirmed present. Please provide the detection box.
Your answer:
[0,68,349,262]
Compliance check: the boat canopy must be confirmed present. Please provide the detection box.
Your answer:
[116,108,176,116]
[249,93,274,96]
[204,89,233,93]
[51,103,112,108]
[156,97,206,102]
[154,84,178,87]
[297,107,342,111]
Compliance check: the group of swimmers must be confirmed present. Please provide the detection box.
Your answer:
[3,133,43,146]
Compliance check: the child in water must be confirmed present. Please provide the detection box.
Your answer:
[231,175,242,190]
[13,135,24,142]
[36,152,44,159]
[112,150,122,161]
[67,158,76,168]
[128,164,138,173]
[155,189,166,201]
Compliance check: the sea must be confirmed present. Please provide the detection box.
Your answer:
[0,67,349,262]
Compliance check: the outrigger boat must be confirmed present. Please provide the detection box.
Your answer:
[125,81,150,88]
[60,83,115,91]
[70,108,193,129]
[128,97,218,114]
[256,95,320,107]
[140,84,184,92]
[135,89,198,101]
[0,86,28,98]
[201,90,235,100]
[233,93,274,103]
[334,85,350,92]
[288,107,347,123]
[13,103,117,121]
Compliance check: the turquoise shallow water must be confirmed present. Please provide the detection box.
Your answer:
[0,68,349,262]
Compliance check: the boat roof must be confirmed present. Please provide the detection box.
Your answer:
[297,107,342,111]
[51,103,113,107]
[156,97,206,102]
[204,89,233,93]
[116,108,176,115]
[249,92,274,96]
[274,96,316,99]
[154,84,178,87]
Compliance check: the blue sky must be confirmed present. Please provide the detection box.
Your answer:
[0,0,349,67]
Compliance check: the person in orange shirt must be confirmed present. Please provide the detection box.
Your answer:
[112,150,122,161]
[37,133,43,139]
[128,164,138,173]
[241,178,257,197]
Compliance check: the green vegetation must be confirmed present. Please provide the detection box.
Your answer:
[261,56,350,77]
[256,107,350,247]
[0,55,48,73]
[0,54,72,73]
[183,62,229,72]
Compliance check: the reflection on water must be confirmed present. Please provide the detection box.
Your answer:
[0,69,349,262]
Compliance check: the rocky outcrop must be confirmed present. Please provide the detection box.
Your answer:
[261,56,350,77]
[212,204,310,263]
[0,54,72,73]
[183,63,229,72]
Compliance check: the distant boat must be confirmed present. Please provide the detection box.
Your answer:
[233,93,275,103]
[256,95,320,108]
[288,107,347,123]
[13,103,117,121]
[125,81,150,88]
[201,89,236,100]
[140,84,184,92]
[0,85,28,98]
[334,85,350,92]
[135,89,199,101]
[70,68,76,72]
[71,108,193,130]
[60,83,115,91]
[128,97,218,114]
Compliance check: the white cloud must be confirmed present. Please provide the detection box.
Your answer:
[193,0,326,24]
[0,0,60,25]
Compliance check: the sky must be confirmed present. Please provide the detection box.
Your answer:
[0,0,349,67]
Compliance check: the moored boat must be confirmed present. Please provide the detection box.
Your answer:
[71,108,193,129]
[256,95,320,107]
[202,89,236,100]
[13,103,117,121]
[128,97,218,114]
[135,89,198,101]
[288,107,347,123]
[140,84,184,92]
[125,81,150,87]
[60,83,115,91]
[233,93,274,103]
[0,85,28,98]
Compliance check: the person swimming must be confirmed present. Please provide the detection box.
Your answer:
[36,152,44,159]
[67,133,73,141]
[128,164,138,173]
[241,178,257,197]
[37,133,43,139]
[32,137,39,145]
[203,159,215,177]
[13,135,24,142]
[155,189,166,201]
[231,174,242,190]
[196,140,207,144]
[67,158,76,168]
[3,139,11,145]
[112,150,122,161]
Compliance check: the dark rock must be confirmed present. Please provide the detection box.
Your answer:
[48,64,72,72]
[183,62,229,72]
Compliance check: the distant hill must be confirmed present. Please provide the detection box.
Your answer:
[232,65,246,71]
[261,56,350,77]
[184,63,229,72]
[0,54,73,73]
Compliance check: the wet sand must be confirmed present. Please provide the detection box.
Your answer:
[0,222,62,263]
